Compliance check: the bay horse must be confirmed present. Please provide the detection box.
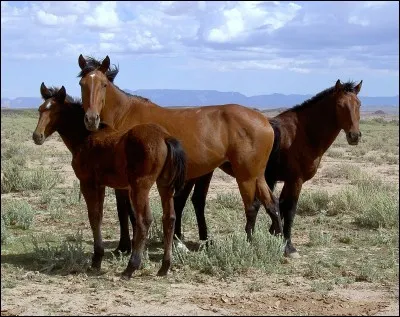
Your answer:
[173,79,363,257]
[32,83,187,278]
[77,55,283,249]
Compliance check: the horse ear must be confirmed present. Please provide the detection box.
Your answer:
[354,80,363,95]
[99,55,110,73]
[40,82,52,99]
[78,54,87,70]
[335,79,342,93]
[56,86,67,103]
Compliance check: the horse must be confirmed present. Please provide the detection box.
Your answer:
[172,79,363,258]
[32,83,187,278]
[76,54,283,249]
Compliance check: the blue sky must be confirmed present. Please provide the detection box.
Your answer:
[1,1,399,99]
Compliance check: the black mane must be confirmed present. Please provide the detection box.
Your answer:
[77,55,150,103]
[288,81,358,113]
[77,56,120,83]
[44,86,83,109]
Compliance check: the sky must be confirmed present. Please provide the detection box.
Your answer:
[1,1,399,99]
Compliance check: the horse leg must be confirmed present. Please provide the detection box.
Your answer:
[221,162,263,236]
[80,181,105,270]
[113,189,134,255]
[173,179,195,241]
[191,171,214,241]
[255,177,283,236]
[122,186,152,279]
[279,180,303,258]
[234,178,259,241]
[156,184,176,276]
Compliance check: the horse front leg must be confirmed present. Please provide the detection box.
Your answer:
[114,189,134,255]
[80,181,106,270]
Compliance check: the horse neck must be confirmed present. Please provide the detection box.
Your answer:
[103,84,160,131]
[56,107,89,155]
[281,96,341,157]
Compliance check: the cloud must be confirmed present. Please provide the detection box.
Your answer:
[1,1,398,76]
[36,10,77,26]
[83,1,120,29]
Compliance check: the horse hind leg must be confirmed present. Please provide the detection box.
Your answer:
[235,178,259,241]
[156,184,176,276]
[255,177,283,236]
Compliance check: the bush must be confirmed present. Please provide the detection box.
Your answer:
[177,226,285,277]
[2,199,36,230]
[29,167,64,191]
[214,192,243,211]
[31,230,90,274]
[1,216,8,244]
[1,164,63,193]
[297,190,330,215]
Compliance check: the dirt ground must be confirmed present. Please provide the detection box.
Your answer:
[1,268,398,316]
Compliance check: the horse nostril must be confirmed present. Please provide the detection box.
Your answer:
[359,131,362,137]
[96,114,100,121]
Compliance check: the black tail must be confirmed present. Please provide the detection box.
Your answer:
[265,118,281,192]
[164,138,187,194]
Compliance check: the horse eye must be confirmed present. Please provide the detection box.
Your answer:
[103,83,107,88]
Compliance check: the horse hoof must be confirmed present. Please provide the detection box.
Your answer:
[286,251,301,259]
[156,268,169,277]
[120,274,131,280]
[121,270,133,280]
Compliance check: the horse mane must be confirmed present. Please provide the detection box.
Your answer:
[44,86,83,110]
[77,55,151,104]
[286,81,358,113]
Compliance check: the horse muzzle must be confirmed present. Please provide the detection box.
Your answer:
[32,132,45,145]
[84,112,100,131]
[346,131,361,145]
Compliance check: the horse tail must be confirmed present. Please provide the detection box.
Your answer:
[164,137,187,194]
[265,118,281,192]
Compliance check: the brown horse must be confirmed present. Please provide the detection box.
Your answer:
[172,79,363,257]
[77,55,283,246]
[32,83,187,278]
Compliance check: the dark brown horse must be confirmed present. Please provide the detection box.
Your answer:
[173,79,363,257]
[77,55,283,247]
[32,83,187,278]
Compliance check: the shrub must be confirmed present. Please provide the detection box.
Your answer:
[2,199,36,230]
[31,230,90,274]
[177,226,285,277]
[297,190,330,216]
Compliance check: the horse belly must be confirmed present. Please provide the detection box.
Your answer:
[102,174,129,189]
[98,164,129,189]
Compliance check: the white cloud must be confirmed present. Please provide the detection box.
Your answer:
[0,1,398,76]
[84,1,120,29]
[100,32,115,41]
[36,10,77,26]
[348,15,369,27]
[202,1,301,44]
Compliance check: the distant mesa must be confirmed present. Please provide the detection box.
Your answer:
[1,90,399,114]
[373,110,386,115]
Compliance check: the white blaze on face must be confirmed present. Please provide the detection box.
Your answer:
[45,100,52,109]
